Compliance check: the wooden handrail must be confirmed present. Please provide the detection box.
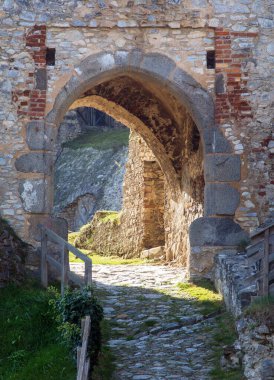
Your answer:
[245,223,274,297]
[39,224,92,294]
[39,225,93,380]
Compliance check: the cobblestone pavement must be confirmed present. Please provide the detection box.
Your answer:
[70,264,217,380]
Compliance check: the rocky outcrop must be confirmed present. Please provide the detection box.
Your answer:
[0,218,27,286]
[54,127,129,231]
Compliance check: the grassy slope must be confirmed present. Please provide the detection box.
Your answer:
[0,282,76,380]
[68,231,152,265]
[63,128,130,150]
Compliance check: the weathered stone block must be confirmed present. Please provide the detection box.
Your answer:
[189,217,249,247]
[19,179,47,213]
[15,153,54,174]
[35,68,47,90]
[141,53,176,79]
[141,246,165,260]
[205,155,241,182]
[215,73,225,94]
[114,50,129,66]
[205,183,240,216]
[129,49,143,68]
[173,67,197,88]
[203,128,232,153]
[172,69,215,131]
[26,121,56,151]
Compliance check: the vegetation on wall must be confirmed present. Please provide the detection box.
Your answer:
[63,128,129,150]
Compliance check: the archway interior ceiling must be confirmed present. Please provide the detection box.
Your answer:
[70,74,202,183]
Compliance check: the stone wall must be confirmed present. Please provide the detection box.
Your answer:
[165,115,204,265]
[57,193,96,232]
[143,160,165,249]
[0,0,273,277]
[0,219,27,286]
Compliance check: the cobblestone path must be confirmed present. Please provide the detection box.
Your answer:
[71,264,217,380]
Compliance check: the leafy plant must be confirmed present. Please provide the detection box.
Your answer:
[49,286,104,372]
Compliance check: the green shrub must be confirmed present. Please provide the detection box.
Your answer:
[49,286,104,373]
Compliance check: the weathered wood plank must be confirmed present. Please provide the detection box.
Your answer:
[263,228,270,295]
[41,230,48,288]
[77,316,91,380]
[268,270,274,283]
[246,241,264,257]
[83,358,90,380]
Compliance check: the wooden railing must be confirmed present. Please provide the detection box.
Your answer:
[77,316,91,380]
[246,222,274,296]
[39,224,93,379]
[39,224,92,295]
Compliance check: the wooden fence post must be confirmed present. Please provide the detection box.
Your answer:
[41,229,48,288]
[61,243,68,296]
[85,261,92,286]
[77,316,91,380]
[263,228,270,295]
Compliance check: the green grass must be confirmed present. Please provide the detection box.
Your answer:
[97,211,121,224]
[63,128,129,150]
[0,282,76,380]
[177,279,223,315]
[69,251,151,265]
[210,313,244,380]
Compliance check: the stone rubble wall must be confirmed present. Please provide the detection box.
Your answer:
[236,318,274,380]
[0,219,27,286]
[143,160,165,249]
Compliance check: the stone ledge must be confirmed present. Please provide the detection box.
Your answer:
[189,217,249,247]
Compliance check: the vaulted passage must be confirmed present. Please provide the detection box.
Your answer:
[59,71,205,264]
[15,52,245,277]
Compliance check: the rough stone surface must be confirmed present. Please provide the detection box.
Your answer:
[236,319,274,380]
[26,120,56,151]
[205,183,240,216]
[141,246,165,260]
[189,217,249,247]
[205,155,241,182]
[70,263,219,380]
[15,153,54,175]
[18,179,47,213]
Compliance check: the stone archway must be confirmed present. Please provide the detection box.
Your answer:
[18,50,247,277]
